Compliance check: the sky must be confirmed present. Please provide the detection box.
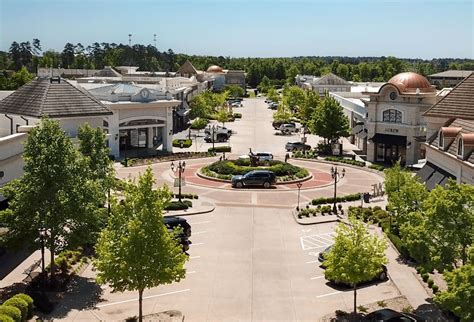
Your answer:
[0,0,473,59]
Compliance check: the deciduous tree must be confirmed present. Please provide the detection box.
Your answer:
[324,216,388,314]
[308,95,350,144]
[95,168,187,322]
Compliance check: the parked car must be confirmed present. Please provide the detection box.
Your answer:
[205,125,232,137]
[231,101,243,107]
[364,309,425,321]
[164,216,192,252]
[280,123,297,134]
[319,245,388,286]
[205,132,229,143]
[231,170,276,189]
[272,121,295,130]
[255,152,273,162]
[285,141,311,152]
[268,102,278,110]
[164,216,191,237]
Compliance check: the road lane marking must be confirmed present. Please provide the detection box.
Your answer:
[310,276,325,280]
[96,289,191,308]
[190,256,201,259]
[191,242,204,246]
[187,271,196,274]
[193,231,207,235]
[316,291,342,298]
[306,260,319,264]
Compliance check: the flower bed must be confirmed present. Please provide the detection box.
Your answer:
[201,159,309,182]
[325,156,366,167]
[121,152,216,167]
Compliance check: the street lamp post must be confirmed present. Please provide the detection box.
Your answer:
[296,182,303,211]
[38,227,47,274]
[331,166,345,214]
[211,125,216,151]
[171,161,186,202]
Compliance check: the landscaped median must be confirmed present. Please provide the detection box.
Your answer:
[120,151,217,167]
[292,152,386,172]
[198,159,311,184]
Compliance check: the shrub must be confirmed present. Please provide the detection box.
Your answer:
[369,164,385,171]
[208,146,231,153]
[387,232,410,258]
[311,193,361,205]
[165,201,191,211]
[172,139,192,148]
[172,193,198,200]
[325,156,366,167]
[432,284,439,293]
[357,305,368,313]
[3,298,28,321]
[190,118,209,130]
[422,273,429,282]
[0,305,21,322]
[0,313,14,322]
[376,300,387,308]
[416,266,424,275]
[13,294,33,318]
[401,306,413,314]
[427,278,434,287]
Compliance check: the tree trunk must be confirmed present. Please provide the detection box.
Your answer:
[138,288,143,322]
[353,284,357,315]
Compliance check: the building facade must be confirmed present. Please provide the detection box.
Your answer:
[420,72,474,187]
[428,70,473,89]
[296,73,351,96]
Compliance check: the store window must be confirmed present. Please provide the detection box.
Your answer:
[382,109,402,123]
[457,137,464,158]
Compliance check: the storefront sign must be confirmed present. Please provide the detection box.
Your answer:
[384,128,399,133]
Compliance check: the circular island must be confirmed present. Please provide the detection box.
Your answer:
[199,159,311,185]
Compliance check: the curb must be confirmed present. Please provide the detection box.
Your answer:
[196,169,313,185]
[164,204,215,217]
[293,158,385,177]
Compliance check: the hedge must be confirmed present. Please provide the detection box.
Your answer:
[292,150,318,159]
[0,306,21,322]
[325,156,366,167]
[206,160,307,178]
[10,295,32,318]
[208,146,231,153]
[311,193,361,206]
[172,139,192,148]
[0,314,14,322]
[165,200,193,211]
[368,164,385,171]
[2,298,27,322]
[172,193,198,200]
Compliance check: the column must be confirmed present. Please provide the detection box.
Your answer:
[163,106,174,152]
[108,112,120,159]
[147,127,154,148]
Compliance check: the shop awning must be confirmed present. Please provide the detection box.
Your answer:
[370,134,407,146]
[417,162,455,190]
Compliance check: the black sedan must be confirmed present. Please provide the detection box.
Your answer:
[364,309,425,321]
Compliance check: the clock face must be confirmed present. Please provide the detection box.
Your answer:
[141,89,149,99]
[389,91,397,100]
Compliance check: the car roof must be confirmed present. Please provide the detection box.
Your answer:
[255,152,272,155]
[366,309,407,320]
[248,170,274,174]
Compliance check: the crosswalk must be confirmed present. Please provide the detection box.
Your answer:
[300,232,334,251]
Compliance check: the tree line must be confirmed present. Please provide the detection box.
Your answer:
[1,39,473,90]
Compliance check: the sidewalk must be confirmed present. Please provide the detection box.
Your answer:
[0,249,51,289]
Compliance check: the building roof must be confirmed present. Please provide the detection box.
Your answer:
[94,66,122,78]
[178,60,198,75]
[424,72,474,119]
[207,65,224,73]
[429,70,473,78]
[388,72,435,93]
[0,78,112,118]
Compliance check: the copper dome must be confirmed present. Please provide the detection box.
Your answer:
[207,65,224,73]
[388,72,435,93]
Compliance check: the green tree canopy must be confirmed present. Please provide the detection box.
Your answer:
[95,168,187,322]
[324,216,388,314]
[282,86,306,112]
[0,118,103,279]
[225,84,245,98]
[266,88,279,103]
[308,95,350,143]
[435,247,474,321]
[216,108,231,126]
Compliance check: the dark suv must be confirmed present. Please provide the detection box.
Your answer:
[231,170,276,189]
[164,216,191,251]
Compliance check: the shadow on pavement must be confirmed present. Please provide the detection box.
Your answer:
[0,248,32,280]
[39,275,103,320]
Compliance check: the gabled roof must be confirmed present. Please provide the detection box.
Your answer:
[424,72,474,119]
[313,73,350,86]
[178,60,198,75]
[429,70,473,78]
[0,78,112,118]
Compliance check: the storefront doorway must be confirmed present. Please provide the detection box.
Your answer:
[373,134,407,164]
[119,129,148,150]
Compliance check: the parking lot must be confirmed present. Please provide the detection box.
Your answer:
[64,206,399,321]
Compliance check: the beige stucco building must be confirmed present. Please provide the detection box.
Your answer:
[420,72,474,187]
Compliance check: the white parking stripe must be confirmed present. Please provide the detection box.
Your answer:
[193,231,207,235]
[97,289,191,308]
[310,276,325,280]
[306,260,319,264]
[187,271,196,274]
[302,237,325,248]
[191,242,204,246]
[317,235,334,243]
[316,291,342,298]
[306,236,330,246]
[190,256,201,259]
[188,221,211,225]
